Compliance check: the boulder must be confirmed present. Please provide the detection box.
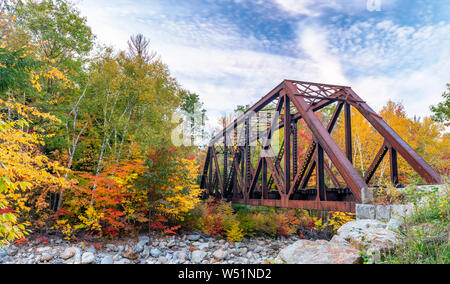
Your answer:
[350,227,401,263]
[277,240,362,264]
[335,220,386,244]
[387,218,404,232]
[333,219,400,263]
[351,228,400,252]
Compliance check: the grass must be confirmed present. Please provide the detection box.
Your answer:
[383,184,449,264]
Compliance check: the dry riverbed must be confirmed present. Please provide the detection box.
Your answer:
[0,233,301,264]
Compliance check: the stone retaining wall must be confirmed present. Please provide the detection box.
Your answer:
[357,184,446,222]
[356,203,412,221]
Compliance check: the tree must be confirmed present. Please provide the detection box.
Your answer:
[0,99,70,245]
[430,84,450,126]
[128,34,156,63]
[235,104,250,114]
[333,100,448,185]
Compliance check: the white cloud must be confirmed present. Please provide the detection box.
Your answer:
[74,0,449,130]
[323,20,450,117]
[298,26,348,85]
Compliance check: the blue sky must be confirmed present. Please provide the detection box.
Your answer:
[75,0,450,128]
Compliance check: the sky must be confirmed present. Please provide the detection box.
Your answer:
[74,0,450,129]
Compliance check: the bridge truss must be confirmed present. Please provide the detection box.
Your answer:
[200,80,442,212]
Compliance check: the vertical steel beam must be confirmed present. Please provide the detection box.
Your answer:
[292,120,298,178]
[262,159,268,199]
[208,147,213,195]
[245,118,251,202]
[223,133,228,197]
[390,147,399,186]
[316,143,325,200]
[345,103,353,164]
[284,95,291,195]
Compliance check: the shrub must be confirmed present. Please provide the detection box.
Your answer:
[374,184,406,205]
[185,201,316,240]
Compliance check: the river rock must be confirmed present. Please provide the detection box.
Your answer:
[192,241,209,250]
[173,250,188,262]
[138,236,150,245]
[81,252,96,264]
[101,256,114,264]
[86,246,97,254]
[191,250,207,263]
[150,248,162,258]
[135,242,146,253]
[277,240,362,264]
[213,249,228,260]
[187,234,201,241]
[40,253,54,262]
[60,247,77,260]
[114,258,131,264]
[7,246,19,256]
[36,246,51,254]
[66,247,82,264]
[122,248,139,260]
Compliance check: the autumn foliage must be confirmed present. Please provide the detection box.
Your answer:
[0,0,448,247]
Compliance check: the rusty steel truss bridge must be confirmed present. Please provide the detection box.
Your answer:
[200,80,442,212]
